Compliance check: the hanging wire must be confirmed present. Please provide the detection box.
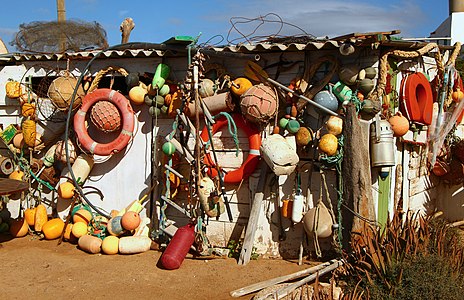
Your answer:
[226,13,316,46]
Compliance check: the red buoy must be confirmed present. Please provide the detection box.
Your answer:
[160,223,195,270]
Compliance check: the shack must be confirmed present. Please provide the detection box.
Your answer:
[1,24,463,264]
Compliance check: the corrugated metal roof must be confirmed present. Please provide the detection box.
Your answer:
[1,48,167,63]
[1,38,450,64]
[0,40,342,64]
[206,41,340,53]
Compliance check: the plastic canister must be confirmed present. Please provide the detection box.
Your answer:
[332,81,353,104]
[291,193,305,223]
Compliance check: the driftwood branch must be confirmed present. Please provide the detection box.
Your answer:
[120,17,135,44]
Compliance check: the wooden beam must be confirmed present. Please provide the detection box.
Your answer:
[238,165,268,265]
[341,104,375,246]
[230,259,339,298]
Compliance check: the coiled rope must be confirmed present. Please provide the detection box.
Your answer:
[371,42,451,102]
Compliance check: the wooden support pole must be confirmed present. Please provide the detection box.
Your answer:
[238,165,268,265]
[341,104,375,246]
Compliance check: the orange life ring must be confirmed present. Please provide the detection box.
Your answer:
[74,88,134,156]
[454,74,464,124]
[200,114,261,184]
[400,72,433,125]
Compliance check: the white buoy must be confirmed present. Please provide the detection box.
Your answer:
[292,193,305,223]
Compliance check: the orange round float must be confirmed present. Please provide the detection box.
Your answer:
[200,114,261,184]
[74,88,134,156]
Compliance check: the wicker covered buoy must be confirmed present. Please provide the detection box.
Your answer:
[90,100,121,133]
[48,76,85,111]
[240,84,277,124]
[55,140,77,164]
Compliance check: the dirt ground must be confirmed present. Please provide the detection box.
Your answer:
[0,234,315,300]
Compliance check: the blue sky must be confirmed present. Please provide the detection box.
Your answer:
[0,0,450,52]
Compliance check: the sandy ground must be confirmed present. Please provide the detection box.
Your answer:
[0,234,315,300]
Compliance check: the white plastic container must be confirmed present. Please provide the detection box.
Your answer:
[292,194,305,223]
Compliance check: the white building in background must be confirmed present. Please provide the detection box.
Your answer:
[430,0,464,46]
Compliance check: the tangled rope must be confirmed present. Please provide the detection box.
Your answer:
[226,13,316,45]
[87,66,129,94]
[371,42,462,103]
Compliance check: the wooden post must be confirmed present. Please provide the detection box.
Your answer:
[56,0,66,52]
[341,104,375,245]
[120,18,135,44]
[238,165,268,265]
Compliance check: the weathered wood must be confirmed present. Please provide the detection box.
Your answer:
[230,259,339,298]
[238,165,268,265]
[120,18,135,44]
[341,105,375,245]
[275,260,344,299]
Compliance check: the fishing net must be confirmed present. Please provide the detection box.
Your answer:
[36,70,68,123]
[10,19,108,53]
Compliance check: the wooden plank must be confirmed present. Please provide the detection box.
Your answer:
[238,165,268,265]
[332,30,401,41]
[274,260,344,299]
[377,173,391,231]
[230,259,339,298]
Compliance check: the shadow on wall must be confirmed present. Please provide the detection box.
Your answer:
[435,182,464,221]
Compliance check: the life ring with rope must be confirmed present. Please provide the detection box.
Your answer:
[399,72,433,125]
[200,113,261,184]
[74,88,134,156]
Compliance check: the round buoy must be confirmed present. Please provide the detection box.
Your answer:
[162,142,176,156]
[240,84,277,124]
[286,119,301,134]
[90,100,121,133]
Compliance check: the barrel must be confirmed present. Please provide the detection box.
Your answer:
[160,223,195,270]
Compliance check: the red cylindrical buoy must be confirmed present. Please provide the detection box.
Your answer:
[160,223,195,270]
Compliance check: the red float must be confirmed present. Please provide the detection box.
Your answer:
[200,113,261,184]
[160,223,195,270]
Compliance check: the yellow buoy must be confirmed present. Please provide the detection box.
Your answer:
[102,236,119,255]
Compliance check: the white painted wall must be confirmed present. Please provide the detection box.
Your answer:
[1,44,462,259]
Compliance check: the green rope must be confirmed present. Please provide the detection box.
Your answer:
[210,112,240,156]
[320,135,344,167]
[320,135,345,251]
[349,89,364,113]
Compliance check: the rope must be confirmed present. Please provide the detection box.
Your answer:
[210,112,240,156]
[371,42,447,102]
[319,135,345,250]
[87,66,129,94]
[320,135,345,167]
[348,89,364,114]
